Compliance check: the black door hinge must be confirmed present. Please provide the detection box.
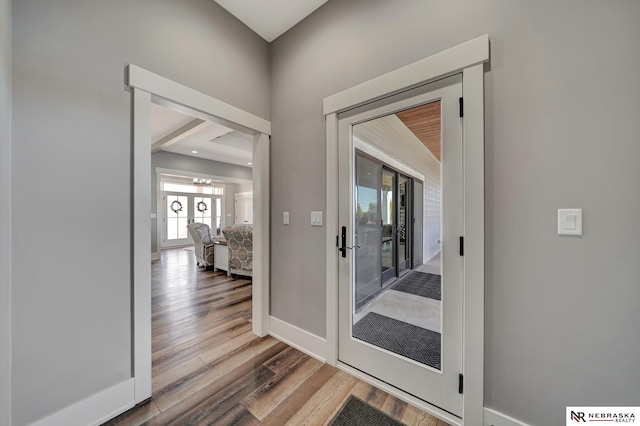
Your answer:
[459,97,464,118]
[458,374,464,394]
[459,236,464,256]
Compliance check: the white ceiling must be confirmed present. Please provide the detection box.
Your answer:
[214,0,328,42]
[150,103,254,167]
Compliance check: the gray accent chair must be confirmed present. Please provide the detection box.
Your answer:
[186,222,215,268]
[222,224,253,277]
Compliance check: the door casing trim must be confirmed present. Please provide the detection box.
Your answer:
[324,35,488,425]
[127,64,271,404]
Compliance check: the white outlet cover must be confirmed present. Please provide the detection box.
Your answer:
[558,209,582,236]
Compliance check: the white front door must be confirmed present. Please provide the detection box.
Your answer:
[162,193,220,248]
[338,75,463,416]
[163,192,191,247]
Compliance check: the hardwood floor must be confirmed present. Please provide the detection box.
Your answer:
[104,248,448,425]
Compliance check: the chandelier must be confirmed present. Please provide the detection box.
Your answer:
[193,178,212,185]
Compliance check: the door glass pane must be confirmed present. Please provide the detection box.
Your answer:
[193,196,213,230]
[167,195,189,241]
[354,154,382,309]
[215,198,222,235]
[397,175,411,275]
[350,101,443,370]
[381,170,395,283]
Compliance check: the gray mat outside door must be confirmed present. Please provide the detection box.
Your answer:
[352,312,441,369]
[391,271,441,301]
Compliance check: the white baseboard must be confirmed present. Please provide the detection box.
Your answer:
[268,316,327,363]
[29,379,135,426]
[484,407,531,426]
[151,252,160,261]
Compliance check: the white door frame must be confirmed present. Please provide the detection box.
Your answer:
[127,64,271,404]
[324,35,488,425]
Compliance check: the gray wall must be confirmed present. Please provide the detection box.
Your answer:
[269,1,640,425]
[151,151,252,252]
[0,0,11,424]
[11,1,269,424]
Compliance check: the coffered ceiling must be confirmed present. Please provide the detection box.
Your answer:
[150,103,253,167]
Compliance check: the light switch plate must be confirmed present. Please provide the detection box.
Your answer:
[311,211,323,226]
[283,211,289,225]
[558,209,582,236]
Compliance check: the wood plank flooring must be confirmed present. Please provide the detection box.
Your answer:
[104,248,448,426]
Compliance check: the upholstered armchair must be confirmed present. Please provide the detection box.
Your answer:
[222,224,253,277]
[186,222,215,268]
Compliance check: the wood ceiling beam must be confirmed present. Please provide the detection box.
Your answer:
[150,119,210,153]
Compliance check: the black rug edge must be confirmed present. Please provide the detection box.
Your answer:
[329,395,405,426]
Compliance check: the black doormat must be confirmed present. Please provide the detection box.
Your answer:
[391,271,441,301]
[329,396,405,426]
[352,312,441,369]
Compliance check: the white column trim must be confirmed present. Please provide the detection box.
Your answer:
[132,88,153,403]
[252,133,270,337]
[325,113,339,366]
[462,63,485,426]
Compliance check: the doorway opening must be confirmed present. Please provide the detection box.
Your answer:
[128,64,271,404]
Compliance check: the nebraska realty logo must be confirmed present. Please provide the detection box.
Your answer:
[567,407,639,424]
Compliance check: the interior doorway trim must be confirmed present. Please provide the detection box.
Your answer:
[324,35,488,425]
[127,65,271,404]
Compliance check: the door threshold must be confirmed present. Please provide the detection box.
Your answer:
[336,361,462,426]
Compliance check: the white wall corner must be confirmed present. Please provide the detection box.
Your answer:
[269,316,327,363]
[484,408,531,426]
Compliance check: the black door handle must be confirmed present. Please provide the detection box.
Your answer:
[339,226,347,258]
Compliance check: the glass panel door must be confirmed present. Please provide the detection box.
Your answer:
[381,169,396,284]
[355,154,382,309]
[165,194,190,247]
[193,196,213,229]
[397,174,411,275]
[338,74,463,416]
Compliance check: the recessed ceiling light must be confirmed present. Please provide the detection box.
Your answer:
[248,162,253,165]
[192,150,198,154]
